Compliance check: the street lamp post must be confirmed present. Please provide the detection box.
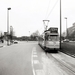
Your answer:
[7,7,11,46]
[29,31,30,40]
[29,31,30,36]
[65,17,68,38]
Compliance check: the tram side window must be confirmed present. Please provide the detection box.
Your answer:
[48,35,59,41]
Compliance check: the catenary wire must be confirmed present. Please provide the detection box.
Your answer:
[45,0,51,19]
[46,0,59,19]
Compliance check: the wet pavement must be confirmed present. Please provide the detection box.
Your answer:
[32,45,75,75]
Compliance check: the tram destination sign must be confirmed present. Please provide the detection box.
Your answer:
[48,28,58,33]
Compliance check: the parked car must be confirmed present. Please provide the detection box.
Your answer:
[14,41,18,44]
[63,39,69,42]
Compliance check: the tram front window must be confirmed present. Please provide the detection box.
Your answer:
[48,35,59,41]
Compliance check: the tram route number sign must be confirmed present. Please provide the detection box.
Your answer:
[49,28,58,33]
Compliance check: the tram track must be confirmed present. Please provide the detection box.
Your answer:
[46,52,75,75]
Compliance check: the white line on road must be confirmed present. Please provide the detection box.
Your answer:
[32,55,38,57]
[31,47,36,75]
[33,60,39,64]
[31,47,44,75]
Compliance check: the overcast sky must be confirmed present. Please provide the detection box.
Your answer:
[0,0,75,36]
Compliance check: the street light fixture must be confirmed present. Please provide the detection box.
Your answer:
[7,7,11,46]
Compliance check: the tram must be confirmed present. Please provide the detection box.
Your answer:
[38,27,60,52]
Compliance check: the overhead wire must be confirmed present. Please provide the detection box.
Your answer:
[45,0,51,19]
[46,0,59,19]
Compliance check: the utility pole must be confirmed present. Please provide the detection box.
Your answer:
[29,31,30,36]
[60,0,62,49]
[10,26,13,44]
[29,31,30,40]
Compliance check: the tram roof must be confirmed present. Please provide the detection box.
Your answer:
[48,27,58,31]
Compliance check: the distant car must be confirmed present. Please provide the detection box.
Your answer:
[63,39,69,42]
[14,41,18,44]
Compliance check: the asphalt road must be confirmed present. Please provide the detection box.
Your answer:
[0,41,38,75]
[0,41,75,75]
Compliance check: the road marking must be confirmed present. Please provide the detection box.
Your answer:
[35,70,45,75]
[3,45,6,47]
[31,47,36,75]
[33,60,39,64]
[33,55,38,57]
[31,47,45,75]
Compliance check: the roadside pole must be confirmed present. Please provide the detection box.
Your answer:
[60,0,62,49]
[7,8,11,46]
